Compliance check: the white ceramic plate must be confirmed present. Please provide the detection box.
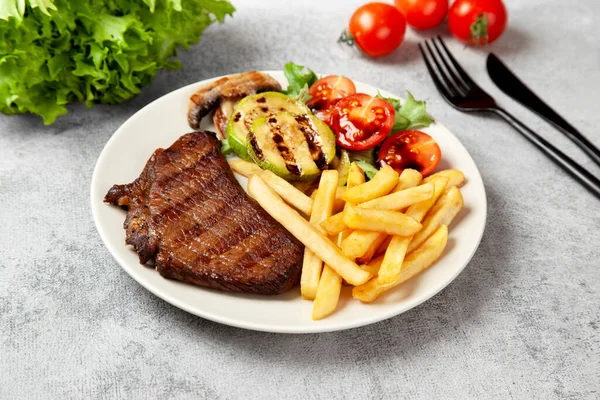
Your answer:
[91,71,486,334]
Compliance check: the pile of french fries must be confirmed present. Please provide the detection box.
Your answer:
[228,159,465,320]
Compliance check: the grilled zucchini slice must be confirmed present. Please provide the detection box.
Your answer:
[246,111,336,181]
[226,92,311,160]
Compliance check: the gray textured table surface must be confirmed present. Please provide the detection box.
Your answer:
[2,0,599,398]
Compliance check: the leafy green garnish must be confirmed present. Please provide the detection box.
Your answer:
[377,91,400,109]
[376,91,434,131]
[398,92,435,129]
[0,0,235,124]
[283,62,318,102]
[220,139,234,155]
[348,149,379,180]
[354,161,379,180]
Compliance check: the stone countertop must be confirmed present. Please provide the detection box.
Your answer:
[1,0,599,398]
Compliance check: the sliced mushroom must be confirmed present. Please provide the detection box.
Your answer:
[212,99,238,140]
[187,71,282,129]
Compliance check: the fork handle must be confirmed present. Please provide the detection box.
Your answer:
[492,107,600,200]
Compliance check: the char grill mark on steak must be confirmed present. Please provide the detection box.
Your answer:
[104,131,303,295]
[187,71,282,129]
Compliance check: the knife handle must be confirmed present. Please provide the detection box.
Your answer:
[524,92,600,167]
[493,107,600,200]
[487,53,600,168]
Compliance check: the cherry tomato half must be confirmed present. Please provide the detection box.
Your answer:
[348,2,407,58]
[307,75,356,110]
[312,106,335,126]
[330,94,395,151]
[448,0,507,45]
[378,130,441,177]
[395,0,448,30]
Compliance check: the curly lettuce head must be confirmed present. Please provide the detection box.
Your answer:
[0,0,235,124]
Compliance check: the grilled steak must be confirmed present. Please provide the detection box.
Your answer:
[187,71,282,129]
[105,131,303,294]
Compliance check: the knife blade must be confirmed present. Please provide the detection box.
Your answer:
[486,53,600,168]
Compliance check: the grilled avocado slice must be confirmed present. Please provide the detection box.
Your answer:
[226,92,311,160]
[246,111,336,181]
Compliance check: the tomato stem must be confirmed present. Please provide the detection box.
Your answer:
[468,13,489,46]
[338,29,355,47]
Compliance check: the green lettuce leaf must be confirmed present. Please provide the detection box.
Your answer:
[398,91,434,129]
[0,0,235,124]
[283,62,318,102]
[220,138,233,155]
[376,91,434,132]
[348,149,379,180]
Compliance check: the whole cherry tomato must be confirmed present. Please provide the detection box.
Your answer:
[448,0,508,45]
[394,0,448,30]
[344,2,407,58]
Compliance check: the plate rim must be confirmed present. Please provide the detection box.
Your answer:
[90,70,487,334]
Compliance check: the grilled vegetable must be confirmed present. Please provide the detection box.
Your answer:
[227,92,311,160]
[247,111,336,181]
[332,149,351,186]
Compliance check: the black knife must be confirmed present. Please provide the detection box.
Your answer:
[486,53,600,169]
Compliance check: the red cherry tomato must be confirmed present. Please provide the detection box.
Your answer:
[307,75,356,110]
[312,106,335,125]
[394,0,448,30]
[330,93,395,151]
[347,2,407,58]
[448,0,507,45]
[378,130,441,176]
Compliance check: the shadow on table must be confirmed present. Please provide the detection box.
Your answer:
[153,182,515,365]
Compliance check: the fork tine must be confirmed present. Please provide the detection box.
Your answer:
[418,43,456,102]
[430,39,469,94]
[435,36,478,88]
[424,40,461,98]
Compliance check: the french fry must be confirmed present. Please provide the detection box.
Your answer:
[312,186,347,214]
[228,160,316,216]
[312,162,366,318]
[375,235,392,257]
[301,170,338,300]
[405,176,449,222]
[377,236,411,285]
[407,186,463,254]
[320,212,346,236]
[341,231,385,260]
[374,176,448,285]
[358,183,434,211]
[356,232,389,265]
[247,175,371,287]
[347,162,367,188]
[343,206,422,237]
[228,159,263,177]
[339,167,425,261]
[342,165,399,203]
[423,169,466,188]
[320,162,373,235]
[360,255,383,276]
[352,225,449,303]
[333,186,347,213]
[392,169,423,192]
[312,265,342,320]
[260,170,313,216]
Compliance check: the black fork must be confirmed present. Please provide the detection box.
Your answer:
[419,36,600,200]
